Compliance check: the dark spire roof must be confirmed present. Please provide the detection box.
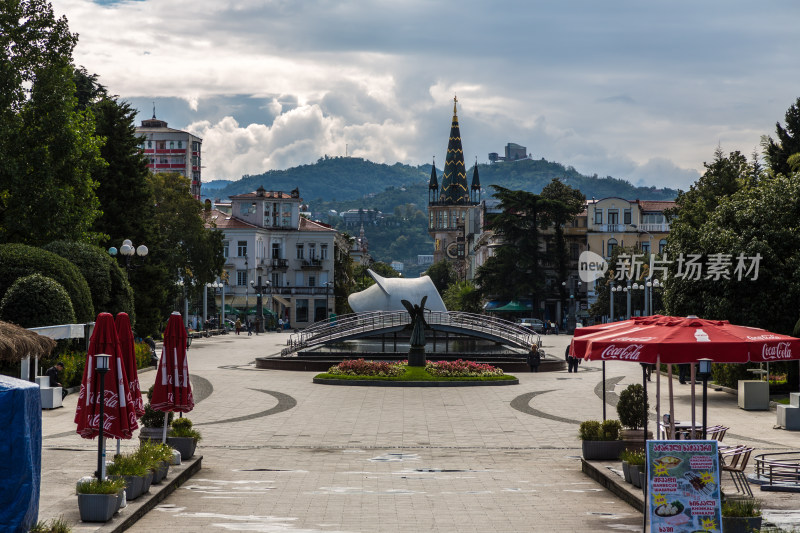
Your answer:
[471,158,481,190]
[438,96,469,205]
[428,157,438,189]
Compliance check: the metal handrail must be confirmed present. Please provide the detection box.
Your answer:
[281,311,540,356]
[753,452,800,486]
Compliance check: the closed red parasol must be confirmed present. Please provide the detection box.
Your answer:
[75,313,138,439]
[115,312,145,418]
[151,311,194,413]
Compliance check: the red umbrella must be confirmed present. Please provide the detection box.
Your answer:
[75,312,138,439]
[151,311,194,413]
[115,312,145,418]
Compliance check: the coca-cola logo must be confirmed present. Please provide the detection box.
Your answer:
[761,342,793,360]
[611,337,655,342]
[747,335,781,341]
[601,344,645,360]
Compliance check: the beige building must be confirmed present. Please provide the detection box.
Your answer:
[586,198,674,260]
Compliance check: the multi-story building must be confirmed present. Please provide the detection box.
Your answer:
[427,97,482,276]
[206,186,337,328]
[136,115,203,199]
[488,142,529,163]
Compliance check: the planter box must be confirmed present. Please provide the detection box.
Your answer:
[721,516,762,533]
[152,461,169,484]
[77,493,117,522]
[167,436,197,460]
[581,440,624,461]
[139,427,167,444]
[621,461,632,483]
[123,475,144,501]
[141,470,153,494]
[630,465,642,488]
[738,380,769,410]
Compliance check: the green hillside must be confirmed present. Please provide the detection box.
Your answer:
[204,156,680,269]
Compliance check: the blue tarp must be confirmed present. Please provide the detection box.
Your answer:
[0,375,41,532]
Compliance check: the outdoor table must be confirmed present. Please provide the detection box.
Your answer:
[672,421,704,440]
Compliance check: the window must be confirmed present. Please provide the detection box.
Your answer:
[607,238,617,258]
[147,141,152,149]
[443,210,448,228]
[296,299,309,322]
[570,243,580,261]
[272,243,281,259]
[308,243,316,259]
[641,241,650,253]
[607,210,619,225]
[296,244,304,259]
[429,212,434,229]
[237,241,247,257]
[308,275,316,287]
[659,239,667,254]
[223,241,229,259]
[271,272,280,287]
[314,299,327,322]
[177,140,183,149]
[623,209,632,225]
[236,271,247,286]
[169,141,174,149]
[240,203,250,216]
[594,209,603,224]
[320,244,328,260]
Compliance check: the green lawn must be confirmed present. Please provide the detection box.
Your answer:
[315,366,517,382]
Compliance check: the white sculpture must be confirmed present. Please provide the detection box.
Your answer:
[348,270,447,314]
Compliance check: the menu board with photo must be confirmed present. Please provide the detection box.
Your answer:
[647,440,722,533]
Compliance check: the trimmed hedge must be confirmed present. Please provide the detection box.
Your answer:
[0,273,76,328]
[0,243,94,322]
[43,240,134,321]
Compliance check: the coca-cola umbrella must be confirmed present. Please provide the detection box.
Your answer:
[575,315,800,438]
[75,313,138,476]
[115,312,145,418]
[151,311,194,441]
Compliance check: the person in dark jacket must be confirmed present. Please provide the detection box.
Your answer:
[45,362,68,398]
[527,350,541,372]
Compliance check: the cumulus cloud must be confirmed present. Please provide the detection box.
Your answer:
[55,0,800,190]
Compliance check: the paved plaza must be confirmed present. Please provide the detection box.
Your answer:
[39,332,800,532]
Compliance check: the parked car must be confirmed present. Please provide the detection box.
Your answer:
[518,318,545,333]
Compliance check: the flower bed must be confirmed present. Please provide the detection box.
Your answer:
[425,359,504,377]
[326,358,406,377]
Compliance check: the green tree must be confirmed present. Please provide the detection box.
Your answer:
[764,97,800,177]
[424,260,456,295]
[0,1,104,245]
[443,280,482,313]
[540,178,586,305]
[0,273,75,328]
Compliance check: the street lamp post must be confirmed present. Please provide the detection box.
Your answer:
[176,277,189,328]
[250,276,269,333]
[625,280,631,320]
[94,353,110,480]
[610,285,618,323]
[109,239,148,273]
[698,358,712,439]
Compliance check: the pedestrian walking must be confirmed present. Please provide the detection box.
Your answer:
[566,345,580,373]
[246,320,253,336]
[678,363,690,384]
[527,350,541,372]
[235,318,242,335]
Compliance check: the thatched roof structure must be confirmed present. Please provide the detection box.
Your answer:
[0,321,57,362]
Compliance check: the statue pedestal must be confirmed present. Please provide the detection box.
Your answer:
[408,347,426,367]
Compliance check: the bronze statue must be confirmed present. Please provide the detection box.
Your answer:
[402,296,428,366]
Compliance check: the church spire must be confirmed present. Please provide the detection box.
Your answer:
[438,96,469,205]
[470,157,481,203]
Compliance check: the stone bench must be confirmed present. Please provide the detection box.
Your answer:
[777,393,800,431]
[36,376,62,409]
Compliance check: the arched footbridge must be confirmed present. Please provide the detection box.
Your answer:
[281,311,541,356]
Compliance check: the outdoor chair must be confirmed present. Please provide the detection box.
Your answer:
[706,425,728,441]
[721,446,754,497]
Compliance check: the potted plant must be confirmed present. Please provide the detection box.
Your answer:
[619,448,637,484]
[135,440,172,484]
[107,453,150,501]
[624,449,646,488]
[77,478,126,522]
[167,416,201,460]
[579,419,624,460]
[721,497,762,533]
[139,386,174,443]
[616,384,652,449]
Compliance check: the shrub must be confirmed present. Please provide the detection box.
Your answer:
[134,341,151,369]
[170,416,201,441]
[107,452,149,477]
[43,240,134,322]
[0,243,94,322]
[622,449,646,466]
[327,358,405,377]
[601,419,623,441]
[0,274,76,328]
[425,359,504,377]
[29,516,71,533]
[579,420,601,440]
[721,498,761,518]
[76,477,126,494]
[712,363,755,389]
[135,440,174,469]
[617,384,649,430]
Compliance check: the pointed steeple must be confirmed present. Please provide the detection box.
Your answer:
[438,96,469,205]
[428,157,438,190]
[471,157,480,191]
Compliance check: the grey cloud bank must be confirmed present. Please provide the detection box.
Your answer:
[55,0,800,189]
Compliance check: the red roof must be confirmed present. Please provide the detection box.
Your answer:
[204,209,258,229]
[230,191,295,200]
[299,217,336,232]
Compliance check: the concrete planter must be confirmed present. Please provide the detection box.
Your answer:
[123,475,144,501]
[630,465,642,488]
[139,427,166,445]
[581,440,624,461]
[151,461,169,484]
[77,493,117,522]
[167,436,197,460]
[621,461,632,483]
[721,516,762,533]
[141,470,153,494]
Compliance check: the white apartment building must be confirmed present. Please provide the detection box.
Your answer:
[207,186,337,328]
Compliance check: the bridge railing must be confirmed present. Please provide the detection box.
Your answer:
[281,310,540,356]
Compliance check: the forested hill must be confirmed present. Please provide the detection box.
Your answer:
[203,156,680,204]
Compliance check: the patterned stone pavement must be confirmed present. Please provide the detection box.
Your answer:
[39,332,799,532]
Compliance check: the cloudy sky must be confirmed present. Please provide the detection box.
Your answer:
[53,0,800,189]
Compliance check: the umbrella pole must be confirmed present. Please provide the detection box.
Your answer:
[602,362,607,421]
[690,364,696,439]
[162,412,168,443]
[656,355,661,439]
[668,365,675,439]
[116,438,121,457]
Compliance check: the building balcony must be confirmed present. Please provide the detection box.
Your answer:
[301,258,323,270]
[260,258,288,270]
[592,223,632,233]
[273,286,331,296]
[638,223,670,233]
